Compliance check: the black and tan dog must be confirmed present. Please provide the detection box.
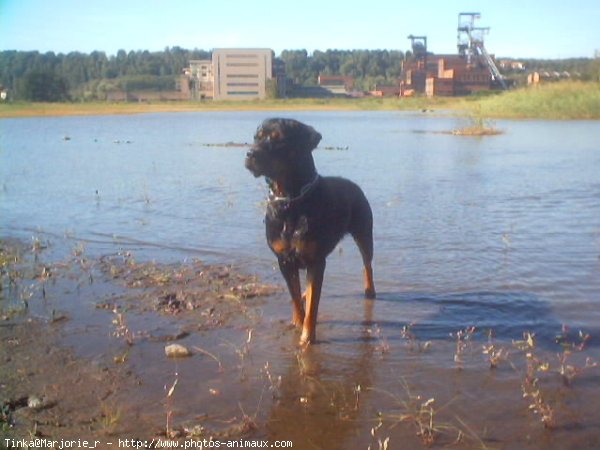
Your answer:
[245,118,376,345]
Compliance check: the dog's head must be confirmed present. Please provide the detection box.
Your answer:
[245,118,322,179]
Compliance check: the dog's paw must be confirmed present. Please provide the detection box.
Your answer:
[292,309,305,328]
[299,330,316,346]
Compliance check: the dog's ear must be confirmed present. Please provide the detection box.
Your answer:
[299,123,322,152]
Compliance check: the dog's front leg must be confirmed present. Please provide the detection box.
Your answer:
[300,259,326,346]
[278,259,304,328]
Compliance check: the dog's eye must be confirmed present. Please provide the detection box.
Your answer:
[270,131,281,140]
[256,129,264,140]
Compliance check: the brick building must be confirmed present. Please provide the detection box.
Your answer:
[401,54,494,97]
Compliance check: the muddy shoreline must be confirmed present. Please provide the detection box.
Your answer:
[0,238,283,444]
[2,238,600,449]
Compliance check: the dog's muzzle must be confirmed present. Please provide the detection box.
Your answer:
[245,148,262,177]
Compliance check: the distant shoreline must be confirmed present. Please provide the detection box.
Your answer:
[1,82,599,120]
[0,97,457,118]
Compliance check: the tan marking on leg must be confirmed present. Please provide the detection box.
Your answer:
[271,239,289,255]
[364,264,376,299]
[300,261,325,346]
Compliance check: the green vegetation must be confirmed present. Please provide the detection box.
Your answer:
[461,81,600,119]
[2,47,599,116]
[0,96,451,117]
[18,71,70,102]
[0,48,209,101]
[2,48,599,101]
[0,48,405,102]
[280,49,403,90]
[1,81,598,120]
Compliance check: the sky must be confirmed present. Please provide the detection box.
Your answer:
[0,0,599,59]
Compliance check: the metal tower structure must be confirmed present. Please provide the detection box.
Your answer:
[407,35,427,57]
[457,12,507,89]
[407,35,428,69]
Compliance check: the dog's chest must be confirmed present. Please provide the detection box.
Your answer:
[267,213,318,262]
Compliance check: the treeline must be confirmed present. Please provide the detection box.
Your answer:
[0,48,407,101]
[280,49,405,90]
[1,48,598,102]
[503,57,597,75]
[530,58,598,75]
[0,47,209,101]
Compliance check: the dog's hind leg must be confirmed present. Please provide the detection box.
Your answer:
[278,259,305,328]
[352,230,376,299]
[349,193,376,299]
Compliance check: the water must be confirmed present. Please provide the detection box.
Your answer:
[2,111,600,447]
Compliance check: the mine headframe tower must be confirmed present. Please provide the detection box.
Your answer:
[457,12,507,89]
[407,34,428,69]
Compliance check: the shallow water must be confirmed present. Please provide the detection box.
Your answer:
[2,111,600,448]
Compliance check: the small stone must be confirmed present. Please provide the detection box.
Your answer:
[165,344,192,358]
[27,395,53,410]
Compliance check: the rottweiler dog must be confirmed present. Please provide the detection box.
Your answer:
[245,118,376,345]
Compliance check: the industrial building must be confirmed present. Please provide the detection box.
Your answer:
[401,13,507,97]
[184,48,285,100]
[212,49,272,100]
[185,60,213,100]
[317,75,355,95]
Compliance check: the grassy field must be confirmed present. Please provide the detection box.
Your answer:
[460,81,600,120]
[0,96,454,117]
[1,81,598,119]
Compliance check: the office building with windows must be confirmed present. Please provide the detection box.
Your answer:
[212,48,273,100]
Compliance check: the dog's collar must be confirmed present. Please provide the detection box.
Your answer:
[267,173,320,206]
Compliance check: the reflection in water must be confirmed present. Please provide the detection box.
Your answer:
[267,300,376,450]
[371,291,564,346]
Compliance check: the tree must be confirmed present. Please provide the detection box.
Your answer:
[590,50,600,81]
[18,71,69,101]
[266,79,279,99]
[280,50,307,84]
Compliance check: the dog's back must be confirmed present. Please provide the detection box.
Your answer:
[306,176,373,259]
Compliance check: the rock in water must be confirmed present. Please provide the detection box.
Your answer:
[165,344,192,358]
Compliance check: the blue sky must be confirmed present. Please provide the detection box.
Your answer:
[1,0,598,59]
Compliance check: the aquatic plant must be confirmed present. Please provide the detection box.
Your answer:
[510,327,600,429]
[451,326,477,370]
[451,103,502,136]
[261,361,282,398]
[370,381,466,447]
[111,307,135,346]
[223,328,254,381]
[193,345,224,373]
[513,332,555,428]
[367,324,390,355]
[165,371,179,438]
[99,401,122,432]
[554,326,598,386]
[482,330,510,369]
[400,323,431,353]
[368,420,390,450]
